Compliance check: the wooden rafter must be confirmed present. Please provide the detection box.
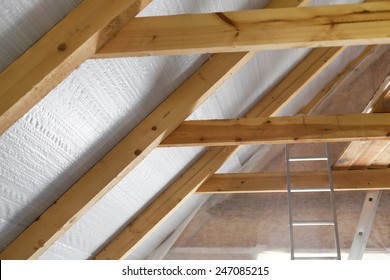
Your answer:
[160,114,390,147]
[197,169,390,193]
[0,0,153,136]
[96,2,390,57]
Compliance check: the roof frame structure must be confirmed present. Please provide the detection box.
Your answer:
[96,44,387,259]
[0,0,389,260]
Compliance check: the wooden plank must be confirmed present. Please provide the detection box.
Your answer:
[299,45,377,115]
[265,0,311,9]
[334,75,390,169]
[161,113,390,147]
[197,169,390,193]
[371,84,390,113]
[371,143,390,167]
[0,52,253,260]
[333,141,372,169]
[0,0,153,135]
[94,0,318,260]
[349,140,390,169]
[96,2,390,57]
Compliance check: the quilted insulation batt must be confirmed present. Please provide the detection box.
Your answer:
[0,0,365,260]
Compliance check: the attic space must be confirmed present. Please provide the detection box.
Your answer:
[0,0,390,260]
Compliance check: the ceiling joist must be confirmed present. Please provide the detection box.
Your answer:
[197,169,390,193]
[95,2,390,57]
[161,113,390,147]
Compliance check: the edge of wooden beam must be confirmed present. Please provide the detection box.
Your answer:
[161,113,390,147]
[197,169,390,193]
[95,2,390,57]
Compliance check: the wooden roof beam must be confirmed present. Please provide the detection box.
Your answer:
[197,169,390,193]
[161,113,390,147]
[96,2,390,57]
[0,0,153,135]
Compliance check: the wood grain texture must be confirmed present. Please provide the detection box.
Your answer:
[93,0,315,260]
[371,143,390,167]
[0,0,152,135]
[0,52,253,260]
[265,0,311,9]
[299,45,377,115]
[335,75,390,169]
[96,2,390,57]
[197,169,390,193]
[161,114,390,147]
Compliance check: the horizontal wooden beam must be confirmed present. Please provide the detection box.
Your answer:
[161,113,390,147]
[96,2,390,57]
[0,0,153,135]
[197,169,390,193]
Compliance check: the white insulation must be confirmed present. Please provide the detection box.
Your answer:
[0,0,376,260]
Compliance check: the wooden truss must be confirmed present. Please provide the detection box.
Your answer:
[0,0,389,260]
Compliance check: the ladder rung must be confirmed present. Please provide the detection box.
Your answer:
[294,256,339,260]
[290,187,331,193]
[292,220,335,226]
[288,156,327,162]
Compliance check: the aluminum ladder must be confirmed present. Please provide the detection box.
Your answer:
[285,143,341,260]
